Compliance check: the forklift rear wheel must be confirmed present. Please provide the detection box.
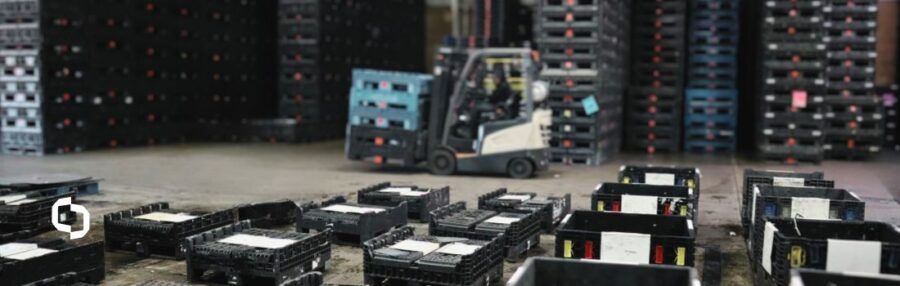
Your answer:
[429,150,456,176]
[508,158,534,179]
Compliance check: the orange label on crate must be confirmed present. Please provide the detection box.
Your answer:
[792,90,808,109]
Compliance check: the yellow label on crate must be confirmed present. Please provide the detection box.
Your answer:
[622,177,631,184]
[687,179,695,189]
[676,247,686,265]
[563,240,573,258]
[790,246,806,267]
[680,205,688,216]
[597,201,604,211]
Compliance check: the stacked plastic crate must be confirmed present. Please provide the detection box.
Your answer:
[537,0,629,165]
[276,0,425,143]
[756,0,826,164]
[0,0,86,155]
[345,70,432,166]
[683,0,740,152]
[626,0,687,154]
[821,0,881,159]
[883,86,898,150]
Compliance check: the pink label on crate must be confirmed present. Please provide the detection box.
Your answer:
[884,93,897,107]
[792,90,808,109]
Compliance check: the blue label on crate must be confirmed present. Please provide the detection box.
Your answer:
[582,95,599,116]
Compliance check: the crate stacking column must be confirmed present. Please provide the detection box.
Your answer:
[683,0,740,153]
[757,0,827,164]
[537,0,629,165]
[627,0,687,154]
[883,86,898,151]
[821,0,881,159]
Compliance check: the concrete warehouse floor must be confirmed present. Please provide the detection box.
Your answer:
[1,141,899,286]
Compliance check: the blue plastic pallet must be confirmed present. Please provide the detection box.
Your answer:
[690,21,739,32]
[352,69,433,96]
[689,34,738,45]
[349,106,422,131]
[686,78,738,89]
[690,9,739,20]
[685,113,737,125]
[685,89,738,99]
[688,54,737,65]
[349,89,427,113]
[688,45,738,55]
[687,68,738,79]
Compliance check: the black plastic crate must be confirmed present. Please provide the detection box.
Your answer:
[747,185,865,263]
[555,211,695,266]
[429,202,542,260]
[789,269,900,286]
[507,257,700,286]
[296,196,407,244]
[754,219,900,286]
[357,182,449,222]
[0,174,100,196]
[103,202,236,259]
[185,220,331,286]
[477,188,571,233]
[363,226,504,286]
[618,165,701,190]
[591,183,698,220]
[0,239,105,286]
[345,125,427,167]
[234,200,300,228]
[0,189,75,234]
[741,169,833,236]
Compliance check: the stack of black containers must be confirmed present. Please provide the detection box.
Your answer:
[626,0,686,154]
[0,0,275,154]
[885,86,898,151]
[537,0,629,165]
[821,0,881,159]
[756,0,826,164]
[274,0,425,143]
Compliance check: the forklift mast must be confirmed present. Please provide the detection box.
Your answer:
[427,47,471,158]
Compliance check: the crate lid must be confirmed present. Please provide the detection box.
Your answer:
[435,243,481,256]
[135,212,198,223]
[389,239,440,255]
[218,233,298,249]
[321,204,385,214]
[0,243,57,260]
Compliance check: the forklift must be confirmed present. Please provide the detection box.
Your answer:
[425,47,552,178]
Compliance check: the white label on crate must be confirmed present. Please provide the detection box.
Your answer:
[436,243,481,256]
[790,198,830,219]
[218,234,297,249]
[0,243,38,257]
[484,215,521,225]
[600,232,650,264]
[498,195,532,201]
[8,198,36,205]
[321,204,385,214]
[398,190,429,197]
[379,187,414,193]
[135,212,198,223]
[645,173,675,186]
[4,57,14,66]
[762,222,778,274]
[751,187,760,227]
[827,239,881,274]
[773,177,805,187]
[2,248,57,260]
[390,239,441,254]
[621,195,659,215]
[0,194,27,204]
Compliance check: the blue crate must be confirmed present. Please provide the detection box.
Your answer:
[687,67,738,80]
[686,78,738,89]
[350,89,427,113]
[349,106,422,131]
[688,34,738,45]
[684,113,737,126]
[688,54,737,65]
[352,69,433,96]
[688,45,738,56]
[685,89,738,100]
[684,140,736,152]
[690,9,739,21]
[689,20,740,31]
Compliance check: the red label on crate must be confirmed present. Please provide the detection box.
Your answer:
[792,90,808,109]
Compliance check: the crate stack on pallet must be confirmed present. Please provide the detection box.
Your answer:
[345,70,432,166]
[275,0,425,143]
[536,0,629,165]
[626,0,687,154]
[755,0,827,164]
[683,0,740,152]
[822,0,881,159]
[474,0,534,46]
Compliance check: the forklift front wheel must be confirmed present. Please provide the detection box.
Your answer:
[429,149,456,176]
[507,158,535,179]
